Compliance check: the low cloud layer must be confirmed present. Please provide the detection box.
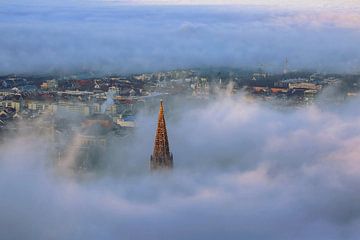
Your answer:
[1,94,360,239]
[0,3,360,74]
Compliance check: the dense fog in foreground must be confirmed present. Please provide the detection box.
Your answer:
[1,92,360,240]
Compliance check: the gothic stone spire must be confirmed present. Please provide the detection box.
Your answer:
[150,100,173,170]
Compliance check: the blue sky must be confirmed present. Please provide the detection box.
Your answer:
[0,0,359,74]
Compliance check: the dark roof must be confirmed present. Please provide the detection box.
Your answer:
[87,113,112,121]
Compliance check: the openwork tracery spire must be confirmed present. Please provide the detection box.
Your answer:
[150,100,173,170]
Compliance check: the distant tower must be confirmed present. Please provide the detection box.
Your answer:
[283,57,289,74]
[150,100,173,170]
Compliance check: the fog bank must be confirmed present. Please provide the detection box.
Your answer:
[1,95,360,239]
[0,3,360,74]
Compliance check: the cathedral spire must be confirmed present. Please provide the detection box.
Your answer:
[150,100,173,170]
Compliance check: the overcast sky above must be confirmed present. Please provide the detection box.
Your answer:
[4,0,360,10]
[112,0,359,8]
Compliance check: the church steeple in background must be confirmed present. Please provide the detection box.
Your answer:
[150,100,173,170]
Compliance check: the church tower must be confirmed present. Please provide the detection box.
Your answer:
[150,100,173,170]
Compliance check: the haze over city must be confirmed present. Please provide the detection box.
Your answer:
[1,0,360,74]
[1,1,360,240]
